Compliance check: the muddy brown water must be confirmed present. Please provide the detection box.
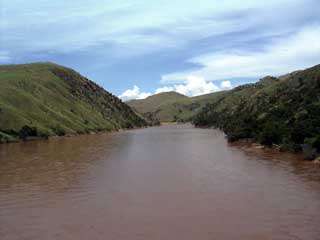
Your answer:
[0,124,320,240]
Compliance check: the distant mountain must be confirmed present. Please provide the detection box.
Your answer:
[193,64,320,158]
[0,62,147,143]
[128,92,188,122]
[127,91,225,122]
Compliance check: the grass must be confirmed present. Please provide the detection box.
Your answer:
[0,62,146,141]
[127,90,227,122]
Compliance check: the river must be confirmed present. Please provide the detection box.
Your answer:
[0,124,320,240]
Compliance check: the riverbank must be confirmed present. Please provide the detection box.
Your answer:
[194,125,320,164]
[228,138,320,164]
[0,126,148,145]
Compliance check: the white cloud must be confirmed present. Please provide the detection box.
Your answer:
[2,0,316,60]
[161,25,320,83]
[174,76,220,96]
[119,85,151,101]
[120,75,225,100]
[155,86,174,94]
[220,80,232,90]
[155,75,221,97]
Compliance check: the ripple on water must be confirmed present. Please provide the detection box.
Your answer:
[1,125,320,240]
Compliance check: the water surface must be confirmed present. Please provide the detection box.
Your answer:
[1,124,320,240]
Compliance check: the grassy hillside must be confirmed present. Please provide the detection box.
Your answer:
[128,92,188,122]
[127,91,225,122]
[0,62,146,143]
[193,64,320,158]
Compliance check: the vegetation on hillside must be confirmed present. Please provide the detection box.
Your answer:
[127,91,225,122]
[0,62,147,143]
[128,92,188,122]
[193,65,320,159]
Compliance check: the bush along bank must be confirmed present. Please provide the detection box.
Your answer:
[193,64,320,161]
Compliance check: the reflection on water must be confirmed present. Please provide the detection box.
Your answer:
[1,124,320,240]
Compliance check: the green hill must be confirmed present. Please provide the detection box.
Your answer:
[128,92,188,122]
[193,64,320,158]
[0,62,147,143]
[127,91,224,122]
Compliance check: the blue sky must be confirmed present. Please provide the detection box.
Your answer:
[1,0,320,100]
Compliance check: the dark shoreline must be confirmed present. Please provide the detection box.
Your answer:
[195,125,320,164]
[0,126,148,145]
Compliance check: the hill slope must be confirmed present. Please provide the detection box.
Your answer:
[193,64,320,158]
[0,62,146,142]
[128,92,190,122]
[127,91,224,122]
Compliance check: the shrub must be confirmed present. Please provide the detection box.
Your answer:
[258,123,282,146]
[19,125,38,139]
[305,136,320,151]
[52,125,66,136]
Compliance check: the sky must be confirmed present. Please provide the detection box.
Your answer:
[1,0,320,100]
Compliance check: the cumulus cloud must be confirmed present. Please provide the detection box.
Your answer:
[172,76,220,96]
[120,75,227,100]
[119,85,151,101]
[220,80,232,90]
[155,75,222,97]
[155,86,174,94]
[157,76,217,96]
